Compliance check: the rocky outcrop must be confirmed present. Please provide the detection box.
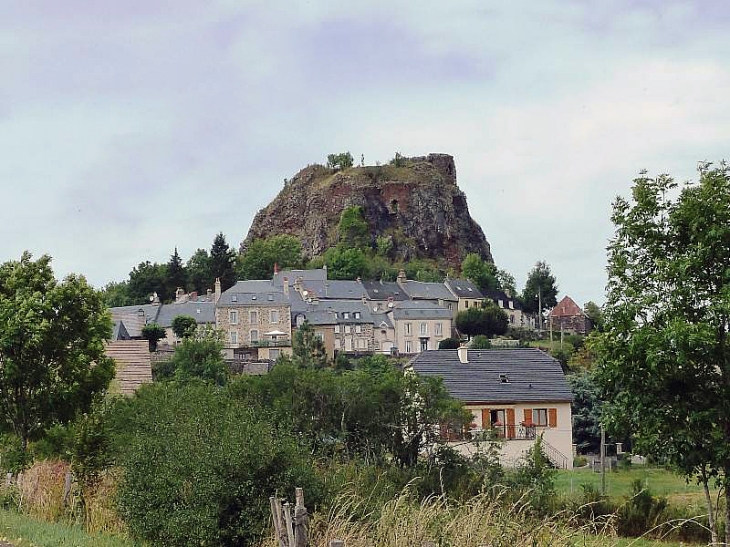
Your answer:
[242,154,492,268]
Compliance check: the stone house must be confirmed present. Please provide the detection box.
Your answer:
[444,278,486,312]
[410,347,573,469]
[484,289,535,329]
[548,296,592,335]
[391,300,452,354]
[216,280,292,361]
[155,289,216,347]
[396,271,458,315]
[372,311,396,355]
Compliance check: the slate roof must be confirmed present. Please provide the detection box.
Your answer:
[392,300,453,320]
[298,280,368,300]
[372,311,394,329]
[445,278,484,299]
[549,296,586,318]
[106,340,153,395]
[293,299,374,324]
[111,320,131,341]
[273,268,327,286]
[109,303,160,323]
[361,280,408,301]
[218,281,286,306]
[398,281,456,301]
[410,348,572,404]
[156,301,216,327]
[484,290,523,311]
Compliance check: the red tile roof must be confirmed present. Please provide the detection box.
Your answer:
[548,296,586,318]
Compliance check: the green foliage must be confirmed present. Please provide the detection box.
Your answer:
[616,480,668,538]
[567,371,602,453]
[0,434,29,473]
[115,382,322,547]
[375,235,394,258]
[185,248,211,294]
[438,337,460,349]
[455,302,508,338]
[323,245,369,280]
[584,300,604,331]
[496,269,517,296]
[140,322,165,351]
[509,436,557,511]
[461,253,499,293]
[127,260,167,303]
[30,424,74,462]
[237,235,303,280]
[292,320,328,369]
[72,401,114,490]
[521,261,558,314]
[165,247,187,299]
[99,281,134,307]
[593,163,730,541]
[470,335,491,349]
[209,232,237,291]
[326,151,354,170]
[171,315,198,339]
[0,252,114,452]
[157,328,227,385]
[389,152,406,167]
[338,206,370,249]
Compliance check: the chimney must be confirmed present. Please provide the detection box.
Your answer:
[175,287,185,303]
[214,278,221,303]
[457,344,468,364]
[397,269,407,284]
[323,264,328,278]
[294,276,304,293]
[206,288,212,300]
[283,276,289,296]
[151,292,160,304]
[274,262,279,276]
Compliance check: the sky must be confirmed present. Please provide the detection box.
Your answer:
[2,1,729,305]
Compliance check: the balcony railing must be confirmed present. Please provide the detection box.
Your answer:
[442,424,537,442]
[251,339,291,348]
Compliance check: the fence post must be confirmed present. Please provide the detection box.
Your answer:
[270,496,288,547]
[294,487,309,547]
[283,502,295,547]
[63,471,73,505]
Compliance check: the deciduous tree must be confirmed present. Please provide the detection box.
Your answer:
[0,253,114,453]
[593,163,730,544]
[521,261,558,314]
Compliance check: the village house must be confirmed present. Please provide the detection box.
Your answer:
[444,278,486,312]
[372,311,396,355]
[409,347,573,469]
[215,280,292,361]
[484,289,535,329]
[548,295,592,335]
[396,270,458,315]
[154,287,217,346]
[391,300,452,354]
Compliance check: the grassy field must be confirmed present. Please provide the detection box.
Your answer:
[556,466,716,507]
[0,509,138,547]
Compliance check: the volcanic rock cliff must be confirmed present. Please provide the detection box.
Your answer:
[242,154,492,269]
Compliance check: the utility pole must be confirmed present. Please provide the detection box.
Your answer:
[538,287,542,333]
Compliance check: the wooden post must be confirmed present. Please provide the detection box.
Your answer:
[294,487,309,547]
[63,471,73,505]
[283,502,296,547]
[270,497,288,547]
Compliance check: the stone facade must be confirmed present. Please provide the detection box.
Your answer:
[216,303,292,361]
[334,322,374,354]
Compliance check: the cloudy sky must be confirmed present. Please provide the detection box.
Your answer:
[2,1,729,305]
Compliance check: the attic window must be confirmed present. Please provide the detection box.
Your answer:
[196,308,201,314]
[252,295,257,300]
[354,312,361,319]
[499,374,509,384]
[232,295,238,302]
[267,294,274,301]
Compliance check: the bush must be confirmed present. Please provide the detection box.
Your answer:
[470,335,491,349]
[573,455,588,468]
[115,382,322,546]
[438,338,460,350]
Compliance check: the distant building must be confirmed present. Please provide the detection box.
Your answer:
[548,296,592,335]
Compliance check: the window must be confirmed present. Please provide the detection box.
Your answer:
[448,303,453,311]
[354,311,361,319]
[250,329,259,343]
[532,409,548,426]
[315,332,324,341]
[343,312,349,319]
[435,322,442,336]
[334,338,341,350]
[250,310,258,324]
[355,325,362,334]
[498,299,504,308]
[270,309,279,323]
[345,325,351,334]
[510,315,515,323]
[229,331,238,346]
[405,340,413,353]
[465,301,469,308]
[229,310,238,325]
[420,322,427,335]
[509,301,514,310]
[357,339,366,349]
[405,322,412,335]
[499,374,509,383]
[269,349,280,360]
[231,295,238,302]
[420,339,428,352]
[334,324,340,334]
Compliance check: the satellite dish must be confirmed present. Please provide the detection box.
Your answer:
[302,290,309,296]
[373,307,378,312]
[149,295,154,302]
[387,302,394,308]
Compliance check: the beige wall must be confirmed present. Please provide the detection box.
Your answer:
[394,317,452,354]
[456,297,485,313]
[373,324,396,354]
[216,304,292,349]
[333,323,374,353]
[457,401,573,469]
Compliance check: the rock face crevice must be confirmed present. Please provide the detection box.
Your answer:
[242,153,492,268]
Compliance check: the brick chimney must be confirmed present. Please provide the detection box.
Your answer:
[397,269,407,285]
[175,287,185,303]
[214,278,221,303]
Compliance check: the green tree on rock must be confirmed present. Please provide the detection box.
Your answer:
[238,235,303,280]
[338,206,370,249]
[593,163,730,544]
[326,151,354,170]
[0,252,114,453]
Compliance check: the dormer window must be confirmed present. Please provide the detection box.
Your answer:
[232,295,238,302]
[354,312,361,319]
[499,374,509,383]
[343,312,349,319]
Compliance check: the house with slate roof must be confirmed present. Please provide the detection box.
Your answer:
[155,296,216,346]
[396,270,458,314]
[361,279,409,307]
[548,296,592,335]
[392,300,452,354]
[410,347,573,468]
[444,278,485,313]
[216,280,292,361]
[484,289,536,330]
